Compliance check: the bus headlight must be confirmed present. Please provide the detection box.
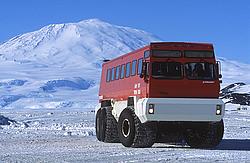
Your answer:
[216,105,222,115]
[148,104,155,114]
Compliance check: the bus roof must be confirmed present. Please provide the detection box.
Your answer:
[150,42,213,49]
[102,42,214,65]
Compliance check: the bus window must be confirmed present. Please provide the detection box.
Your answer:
[185,62,215,80]
[144,50,150,58]
[137,58,143,75]
[126,62,131,78]
[120,64,125,79]
[111,67,115,81]
[152,62,182,79]
[152,50,181,58]
[131,60,137,76]
[184,51,214,58]
[115,65,120,80]
[106,69,111,82]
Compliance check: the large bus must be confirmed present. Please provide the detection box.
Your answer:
[95,42,224,148]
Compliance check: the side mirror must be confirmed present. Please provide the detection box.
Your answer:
[216,61,222,79]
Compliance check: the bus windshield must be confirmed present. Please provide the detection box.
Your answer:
[152,62,182,79]
[185,62,215,80]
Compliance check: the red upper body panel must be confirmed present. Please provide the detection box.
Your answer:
[99,42,220,102]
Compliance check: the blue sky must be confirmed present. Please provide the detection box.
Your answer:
[0,0,249,63]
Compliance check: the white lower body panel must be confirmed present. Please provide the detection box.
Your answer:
[136,98,225,123]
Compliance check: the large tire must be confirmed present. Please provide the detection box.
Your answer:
[118,107,157,148]
[95,109,106,142]
[185,120,224,148]
[104,107,120,143]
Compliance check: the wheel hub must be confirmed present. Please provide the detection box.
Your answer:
[122,119,130,137]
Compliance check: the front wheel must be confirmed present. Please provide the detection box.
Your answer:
[118,108,157,148]
[185,120,224,148]
[117,109,135,147]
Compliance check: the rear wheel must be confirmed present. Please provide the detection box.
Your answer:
[96,107,119,143]
[95,109,106,142]
[118,108,157,148]
[104,107,120,143]
[185,120,224,148]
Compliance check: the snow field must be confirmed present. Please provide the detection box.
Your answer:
[0,104,249,162]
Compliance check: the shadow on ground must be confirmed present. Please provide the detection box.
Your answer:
[215,139,250,151]
[153,139,250,151]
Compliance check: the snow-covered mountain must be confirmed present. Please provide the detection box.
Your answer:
[0,18,249,109]
[0,19,159,69]
[220,82,250,106]
[0,19,159,109]
[218,57,250,87]
[217,58,250,106]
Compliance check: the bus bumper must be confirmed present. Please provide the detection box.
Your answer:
[135,98,225,123]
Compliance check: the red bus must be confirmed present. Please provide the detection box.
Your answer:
[95,42,224,148]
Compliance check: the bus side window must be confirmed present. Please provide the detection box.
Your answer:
[131,60,137,76]
[120,64,125,79]
[137,58,143,75]
[106,68,111,82]
[115,65,120,80]
[111,67,115,81]
[126,62,131,78]
[144,50,150,58]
